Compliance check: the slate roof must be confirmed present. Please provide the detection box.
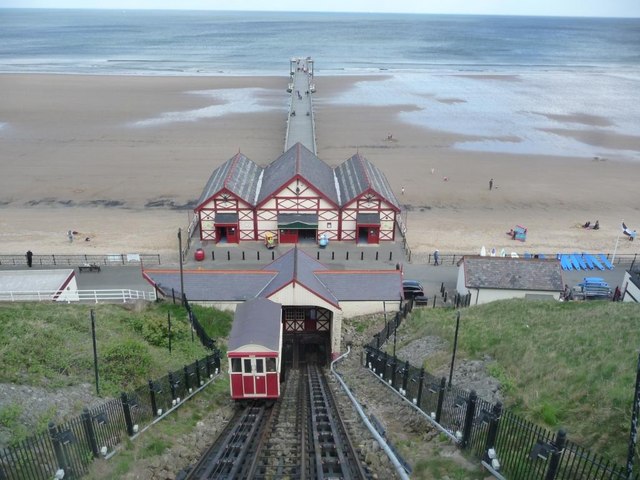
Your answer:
[227,298,282,352]
[461,257,564,292]
[317,271,403,301]
[259,248,338,306]
[144,248,403,306]
[143,270,276,301]
[335,153,400,209]
[196,153,262,208]
[257,143,339,206]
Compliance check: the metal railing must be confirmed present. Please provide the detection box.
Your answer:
[0,289,156,303]
[412,251,638,269]
[365,317,637,480]
[0,353,221,480]
[0,253,161,267]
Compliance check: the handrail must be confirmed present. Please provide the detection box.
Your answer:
[0,288,156,302]
[0,253,161,266]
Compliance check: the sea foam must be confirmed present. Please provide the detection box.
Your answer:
[324,71,640,160]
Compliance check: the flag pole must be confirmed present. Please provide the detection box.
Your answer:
[612,219,623,264]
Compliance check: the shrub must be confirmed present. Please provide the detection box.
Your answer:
[101,340,152,389]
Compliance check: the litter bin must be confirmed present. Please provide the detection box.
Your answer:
[194,248,205,261]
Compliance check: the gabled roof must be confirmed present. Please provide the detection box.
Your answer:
[259,247,339,307]
[196,152,262,208]
[257,143,339,206]
[335,153,400,210]
[227,298,282,353]
[143,249,403,305]
[461,256,564,292]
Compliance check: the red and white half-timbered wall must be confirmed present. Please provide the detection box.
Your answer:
[256,178,339,241]
[340,192,397,241]
[198,191,256,242]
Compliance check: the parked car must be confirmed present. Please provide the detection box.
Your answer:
[402,279,424,300]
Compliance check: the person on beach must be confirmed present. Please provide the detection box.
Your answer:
[489,178,493,190]
[434,249,440,266]
[67,230,73,243]
[26,250,33,268]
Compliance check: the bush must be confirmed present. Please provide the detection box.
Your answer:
[141,314,190,348]
[101,340,152,389]
[124,307,191,348]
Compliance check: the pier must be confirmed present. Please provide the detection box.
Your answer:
[284,57,317,154]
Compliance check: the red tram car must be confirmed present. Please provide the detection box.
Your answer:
[227,298,283,401]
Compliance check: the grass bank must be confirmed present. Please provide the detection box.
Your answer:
[0,301,233,445]
[399,300,640,464]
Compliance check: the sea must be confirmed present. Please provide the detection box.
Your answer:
[1,9,639,158]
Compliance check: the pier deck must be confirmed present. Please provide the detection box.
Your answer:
[284,57,317,154]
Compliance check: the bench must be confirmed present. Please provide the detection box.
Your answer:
[78,264,101,273]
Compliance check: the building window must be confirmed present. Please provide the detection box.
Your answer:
[285,308,305,321]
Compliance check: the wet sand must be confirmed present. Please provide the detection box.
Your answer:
[0,73,638,260]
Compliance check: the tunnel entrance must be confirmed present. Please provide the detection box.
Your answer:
[280,305,331,378]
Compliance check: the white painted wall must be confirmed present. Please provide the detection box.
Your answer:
[339,300,401,318]
[475,288,560,305]
[622,271,640,303]
[56,276,79,302]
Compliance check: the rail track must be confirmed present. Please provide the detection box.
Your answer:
[183,364,370,479]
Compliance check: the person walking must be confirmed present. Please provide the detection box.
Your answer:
[489,178,493,191]
[26,250,33,268]
[434,249,440,266]
[68,230,73,243]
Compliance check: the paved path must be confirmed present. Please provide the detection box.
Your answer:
[284,57,316,153]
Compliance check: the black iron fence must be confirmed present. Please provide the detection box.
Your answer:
[364,317,637,480]
[0,253,161,267]
[183,294,217,351]
[0,353,221,480]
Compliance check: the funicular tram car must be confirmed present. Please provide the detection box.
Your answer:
[227,298,283,401]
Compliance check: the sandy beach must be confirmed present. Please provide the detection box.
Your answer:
[1,73,639,261]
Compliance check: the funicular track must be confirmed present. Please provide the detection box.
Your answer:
[306,363,370,480]
[184,365,369,479]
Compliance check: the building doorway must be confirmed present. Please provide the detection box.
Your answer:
[215,225,239,243]
[356,213,381,244]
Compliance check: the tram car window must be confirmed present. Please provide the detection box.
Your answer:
[266,358,277,372]
[231,358,242,373]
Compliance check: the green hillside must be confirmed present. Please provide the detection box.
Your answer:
[401,300,640,463]
[0,301,233,445]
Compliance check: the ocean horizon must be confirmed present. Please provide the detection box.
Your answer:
[1,9,638,160]
[1,9,639,76]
